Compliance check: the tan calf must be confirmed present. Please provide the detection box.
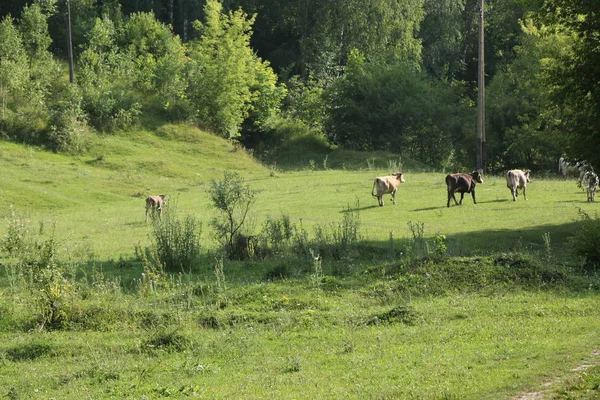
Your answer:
[145,195,167,222]
[371,173,405,207]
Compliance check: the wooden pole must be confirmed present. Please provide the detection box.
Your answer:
[67,0,74,84]
[477,0,485,171]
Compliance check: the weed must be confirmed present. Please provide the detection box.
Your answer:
[309,249,323,290]
[542,232,552,263]
[570,210,600,269]
[283,356,302,373]
[387,157,403,172]
[149,200,202,272]
[214,257,228,307]
[407,220,427,260]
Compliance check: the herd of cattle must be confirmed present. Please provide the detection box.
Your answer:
[369,157,599,208]
[143,158,599,219]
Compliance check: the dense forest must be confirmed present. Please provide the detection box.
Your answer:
[1,0,599,172]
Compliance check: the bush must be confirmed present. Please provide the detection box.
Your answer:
[208,171,258,259]
[570,210,600,269]
[147,202,203,272]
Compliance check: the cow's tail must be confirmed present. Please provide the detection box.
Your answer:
[371,179,379,197]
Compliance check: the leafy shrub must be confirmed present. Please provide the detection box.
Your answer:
[46,93,91,153]
[208,171,258,259]
[570,210,600,269]
[148,202,203,272]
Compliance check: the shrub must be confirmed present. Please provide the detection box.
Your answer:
[570,210,600,269]
[147,202,203,272]
[208,171,258,259]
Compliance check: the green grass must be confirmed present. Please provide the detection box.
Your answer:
[0,125,599,399]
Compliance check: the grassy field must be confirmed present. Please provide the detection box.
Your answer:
[0,125,599,399]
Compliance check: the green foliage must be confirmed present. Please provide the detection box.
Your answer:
[544,0,600,168]
[77,15,141,132]
[209,171,259,259]
[147,202,203,272]
[187,0,285,138]
[487,19,574,172]
[570,210,600,269]
[325,54,473,168]
[0,15,29,118]
[46,84,90,153]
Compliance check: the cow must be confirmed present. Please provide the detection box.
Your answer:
[559,157,593,185]
[371,172,405,207]
[506,169,531,201]
[445,170,483,208]
[558,157,579,180]
[145,194,167,222]
[582,171,599,202]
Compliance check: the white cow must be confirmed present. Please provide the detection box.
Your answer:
[145,194,167,221]
[582,171,599,202]
[558,157,592,186]
[506,169,531,201]
[371,172,405,207]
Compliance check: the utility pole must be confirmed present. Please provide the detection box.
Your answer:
[477,0,485,171]
[67,0,74,84]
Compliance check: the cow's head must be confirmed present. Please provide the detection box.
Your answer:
[472,170,484,184]
[523,169,531,183]
[393,172,405,183]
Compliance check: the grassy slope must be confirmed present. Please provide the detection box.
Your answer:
[0,125,596,262]
[0,126,599,399]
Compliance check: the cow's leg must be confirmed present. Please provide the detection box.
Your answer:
[459,192,466,205]
[448,190,458,207]
[378,195,383,207]
[391,189,397,205]
[471,190,477,204]
[447,189,457,207]
[523,186,527,201]
[512,187,517,201]
[145,206,150,222]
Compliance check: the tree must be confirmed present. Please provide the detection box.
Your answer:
[325,50,473,168]
[187,0,285,138]
[208,171,259,259]
[18,2,60,109]
[486,19,574,172]
[543,0,600,169]
[77,15,140,131]
[0,15,29,118]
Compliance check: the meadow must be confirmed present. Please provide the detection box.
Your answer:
[0,125,599,399]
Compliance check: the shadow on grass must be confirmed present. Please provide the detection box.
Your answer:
[340,204,380,213]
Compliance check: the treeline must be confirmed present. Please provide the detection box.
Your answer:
[0,0,599,172]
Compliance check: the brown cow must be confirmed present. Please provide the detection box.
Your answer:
[506,169,530,201]
[371,172,405,207]
[145,194,167,222]
[446,171,483,208]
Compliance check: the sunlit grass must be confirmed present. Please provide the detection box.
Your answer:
[0,126,599,398]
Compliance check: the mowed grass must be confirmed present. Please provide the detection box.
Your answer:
[0,126,599,399]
